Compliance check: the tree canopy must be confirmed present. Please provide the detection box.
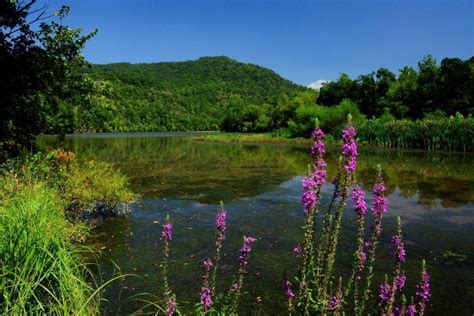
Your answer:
[0,0,95,159]
[318,55,474,119]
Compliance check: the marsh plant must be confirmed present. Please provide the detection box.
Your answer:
[158,117,430,315]
[284,117,430,315]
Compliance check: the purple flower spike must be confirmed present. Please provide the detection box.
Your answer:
[327,293,342,312]
[311,127,325,139]
[379,282,391,303]
[239,236,257,267]
[371,182,388,215]
[395,274,407,290]
[215,208,228,233]
[416,269,431,310]
[200,287,212,310]
[352,186,367,216]
[310,127,326,157]
[301,186,316,214]
[162,223,172,241]
[391,235,406,263]
[166,298,177,316]
[407,304,417,315]
[283,278,295,298]
[313,160,327,186]
[341,125,358,173]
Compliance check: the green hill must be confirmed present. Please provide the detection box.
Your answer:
[79,56,306,132]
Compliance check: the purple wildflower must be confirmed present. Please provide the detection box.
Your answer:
[239,236,257,267]
[407,304,417,315]
[371,182,388,215]
[215,208,228,233]
[311,127,325,139]
[200,287,212,310]
[341,125,358,173]
[379,282,391,303]
[302,178,316,214]
[165,298,177,316]
[327,294,342,312]
[293,245,303,258]
[391,235,406,263]
[395,274,407,290]
[162,223,172,241]
[310,127,326,157]
[416,269,431,310]
[203,258,213,270]
[283,278,295,298]
[352,186,367,216]
[356,249,367,264]
[232,282,242,292]
[313,159,327,186]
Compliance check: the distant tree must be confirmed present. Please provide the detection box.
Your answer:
[0,0,95,159]
[318,73,356,106]
[383,66,418,118]
[436,57,474,116]
[413,55,439,118]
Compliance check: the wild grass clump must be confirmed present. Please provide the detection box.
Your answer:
[0,182,96,314]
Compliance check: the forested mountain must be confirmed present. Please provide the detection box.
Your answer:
[78,56,306,132]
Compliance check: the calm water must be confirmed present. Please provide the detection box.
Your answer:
[42,133,474,315]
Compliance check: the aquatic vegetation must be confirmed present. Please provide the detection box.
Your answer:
[285,117,431,314]
[357,116,474,151]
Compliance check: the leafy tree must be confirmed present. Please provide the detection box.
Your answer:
[0,0,95,159]
[318,73,355,106]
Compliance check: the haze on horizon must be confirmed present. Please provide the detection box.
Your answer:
[47,0,473,86]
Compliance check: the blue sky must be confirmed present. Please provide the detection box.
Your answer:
[47,0,472,85]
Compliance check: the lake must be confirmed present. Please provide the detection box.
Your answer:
[41,133,474,315]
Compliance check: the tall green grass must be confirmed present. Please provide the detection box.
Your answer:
[0,149,136,314]
[0,181,96,314]
[357,116,474,151]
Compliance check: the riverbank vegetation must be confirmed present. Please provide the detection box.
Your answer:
[0,2,136,313]
[0,149,136,314]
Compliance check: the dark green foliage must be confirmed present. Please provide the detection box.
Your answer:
[79,56,306,132]
[318,55,474,119]
[0,1,96,160]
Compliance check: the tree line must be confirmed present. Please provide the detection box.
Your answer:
[318,56,474,119]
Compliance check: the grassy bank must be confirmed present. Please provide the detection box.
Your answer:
[0,149,136,314]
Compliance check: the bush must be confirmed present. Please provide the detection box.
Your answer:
[2,149,137,219]
[288,99,365,137]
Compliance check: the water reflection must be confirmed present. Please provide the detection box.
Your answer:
[41,135,474,210]
[39,134,474,315]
